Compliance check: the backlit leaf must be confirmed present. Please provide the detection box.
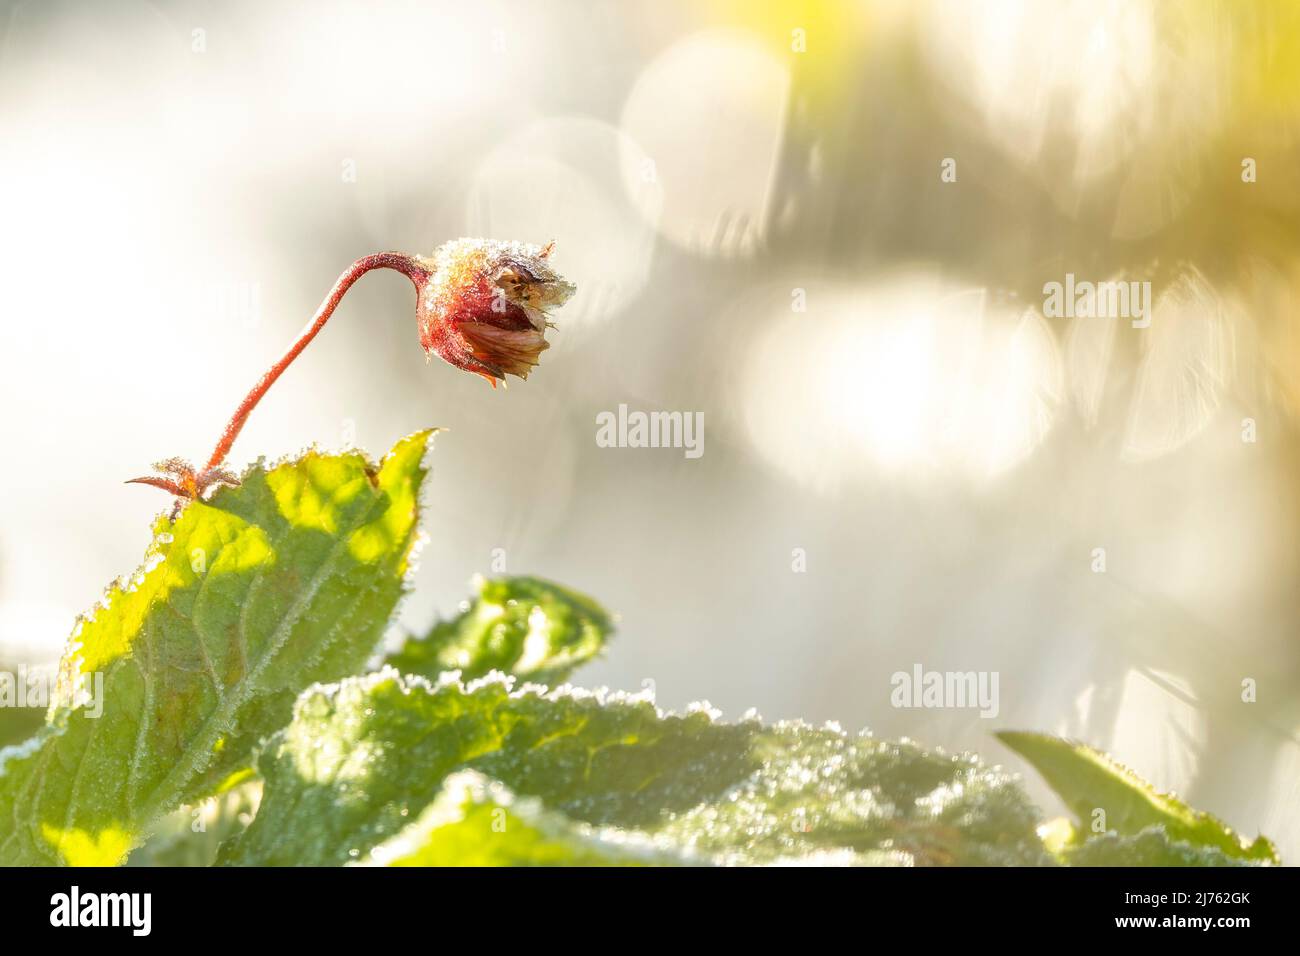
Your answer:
[224,670,1049,866]
[0,432,432,865]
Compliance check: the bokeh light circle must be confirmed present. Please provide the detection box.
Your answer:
[618,29,790,259]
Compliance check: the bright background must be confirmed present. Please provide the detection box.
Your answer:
[2,0,1298,858]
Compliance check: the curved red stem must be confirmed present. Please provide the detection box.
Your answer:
[204,252,429,472]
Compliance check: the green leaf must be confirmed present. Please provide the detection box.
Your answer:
[1063,827,1272,867]
[355,771,685,866]
[996,731,1278,865]
[223,670,1049,866]
[385,575,613,685]
[0,432,433,866]
[0,657,47,749]
[0,708,44,750]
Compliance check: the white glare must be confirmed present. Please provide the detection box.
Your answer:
[738,275,1062,493]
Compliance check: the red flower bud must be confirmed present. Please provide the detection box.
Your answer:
[416,239,575,384]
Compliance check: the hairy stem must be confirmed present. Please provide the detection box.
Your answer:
[204,252,430,471]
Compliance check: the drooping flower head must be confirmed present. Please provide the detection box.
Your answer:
[416,238,576,385]
[133,239,574,517]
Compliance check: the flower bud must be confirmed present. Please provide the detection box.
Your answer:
[416,238,575,384]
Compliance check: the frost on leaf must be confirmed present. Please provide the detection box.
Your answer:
[997,731,1278,865]
[354,770,689,866]
[1065,827,1273,867]
[0,432,433,866]
[222,670,1049,866]
[384,575,614,686]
